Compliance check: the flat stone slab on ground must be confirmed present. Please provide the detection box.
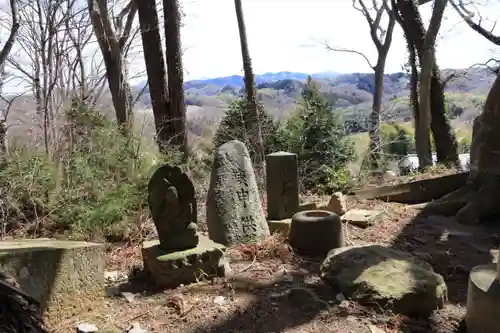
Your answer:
[267,219,291,234]
[142,235,226,289]
[0,239,105,326]
[342,209,382,228]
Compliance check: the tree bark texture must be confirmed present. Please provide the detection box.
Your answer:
[395,0,459,167]
[137,0,171,153]
[164,0,188,157]
[88,0,134,133]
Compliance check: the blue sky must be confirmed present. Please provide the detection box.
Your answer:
[178,0,500,80]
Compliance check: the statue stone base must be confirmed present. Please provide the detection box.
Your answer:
[142,235,227,289]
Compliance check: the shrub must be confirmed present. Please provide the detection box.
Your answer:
[277,77,356,193]
[213,98,280,155]
[0,100,173,241]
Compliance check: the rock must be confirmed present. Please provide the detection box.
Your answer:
[206,140,270,246]
[368,325,386,333]
[265,152,299,220]
[218,257,232,277]
[297,202,317,211]
[0,240,105,326]
[125,323,148,333]
[320,244,447,316]
[326,192,347,215]
[342,209,382,228]
[142,235,226,289]
[77,323,98,333]
[121,291,136,303]
[213,295,226,305]
[267,218,291,234]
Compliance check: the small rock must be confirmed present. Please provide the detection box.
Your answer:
[218,257,232,277]
[76,323,98,333]
[339,300,350,309]
[121,291,136,303]
[125,323,148,333]
[368,324,386,333]
[335,293,346,301]
[213,295,226,306]
[326,192,347,215]
[342,209,382,228]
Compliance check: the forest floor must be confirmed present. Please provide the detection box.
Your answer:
[52,197,500,333]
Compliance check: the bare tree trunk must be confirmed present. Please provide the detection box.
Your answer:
[87,0,136,134]
[137,0,171,153]
[422,0,500,223]
[234,0,265,171]
[394,0,459,167]
[0,0,19,159]
[370,57,386,170]
[164,0,188,157]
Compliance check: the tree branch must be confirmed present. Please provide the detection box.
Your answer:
[449,0,500,45]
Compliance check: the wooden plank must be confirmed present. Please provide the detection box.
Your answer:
[350,172,469,204]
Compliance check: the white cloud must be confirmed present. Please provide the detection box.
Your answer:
[180,0,500,80]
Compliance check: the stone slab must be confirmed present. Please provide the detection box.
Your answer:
[342,209,382,228]
[267,219,291,235]
[0,239,105,326]
[297,202,317,212]
[142,235,226,289]
[349,172,469,204]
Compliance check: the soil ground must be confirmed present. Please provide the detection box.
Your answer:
[52,196,500,333]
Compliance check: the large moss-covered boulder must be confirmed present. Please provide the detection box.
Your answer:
[320,245,447,315]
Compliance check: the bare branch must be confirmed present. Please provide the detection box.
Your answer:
[449,0,500,45]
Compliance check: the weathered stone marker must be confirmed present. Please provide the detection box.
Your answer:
[206,140,270,246]
[0,239,105,326]
[265,152,299,220]
[465,246,500,333]
[142,164,226,288]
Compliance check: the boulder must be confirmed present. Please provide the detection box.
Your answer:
[320,244,447,315]
[206,140,270,246]
[326,192,347,215]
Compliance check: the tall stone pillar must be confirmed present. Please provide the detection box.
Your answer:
[265,152,299,220]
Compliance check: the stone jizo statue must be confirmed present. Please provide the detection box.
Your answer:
[148,164,198,251]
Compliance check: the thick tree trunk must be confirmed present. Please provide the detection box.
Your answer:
[425,72,500,223]
[395,0,459,166]
[234,0,265,172]
[164,0,188,157]
[137,0,171,153]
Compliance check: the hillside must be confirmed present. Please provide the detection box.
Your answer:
[136,68,494,129]
[2,68,495,149]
